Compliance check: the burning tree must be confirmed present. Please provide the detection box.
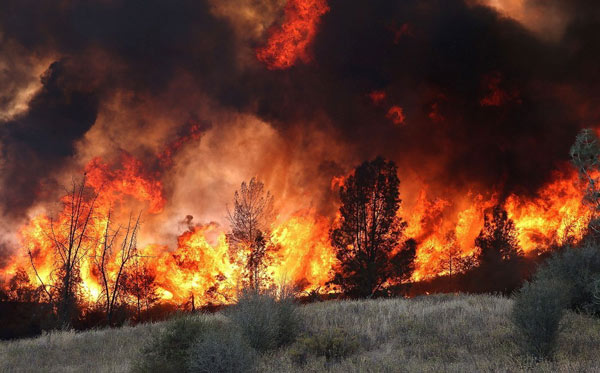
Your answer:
[476,205,522,265]
[28,177,98,326]
[474,205,523,293]
[227,177,276,290]
[4,267,41,303]
[330,157,413,298]
[121,257,159,322]
[440,231,462,279]
[92,211,141,326]
[570,128,600,236]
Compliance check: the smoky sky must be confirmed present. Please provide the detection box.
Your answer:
[1,0,600,218]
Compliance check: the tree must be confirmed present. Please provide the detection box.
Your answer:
[122,257,159,322]
[92,211,141,326]
[28,177,97,326]
[330,156,411,298]
[474,205,523,293]
[122,257,159,321]
[570,128,600,236]
[440,231,462,279]
[227,177,275,290]
[5,267,41,303]
[475,205,522,266]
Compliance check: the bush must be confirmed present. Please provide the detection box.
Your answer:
[511,279,570,359]
[289,328,359,365]
[132,315,210,373]
[187,326,256,373]
[534,243,600,314]
[227,289,302,352]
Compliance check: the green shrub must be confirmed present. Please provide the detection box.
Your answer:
[289,328,359,365]
[511,279,570,359]
[227,289,302,352]
[187,326,256,373]
[534,243,600,314]
[131,316,210,373]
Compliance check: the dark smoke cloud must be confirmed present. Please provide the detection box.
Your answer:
[0,61,98,217]
[235,0,600,198]
[0,0,237,217]
[1,0,600,218]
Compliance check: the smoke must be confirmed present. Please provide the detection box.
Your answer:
[1,0,600,263]
[0,60,98,218]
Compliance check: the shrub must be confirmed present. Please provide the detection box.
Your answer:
[131,315,210,373]
[187,326,256,373]
[289,328,359,365]
[534,243,600,314]
[227,289,302,352]
[511,279,570,359]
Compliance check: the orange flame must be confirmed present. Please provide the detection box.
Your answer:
[256,0,330,70]
[2,154,593,306]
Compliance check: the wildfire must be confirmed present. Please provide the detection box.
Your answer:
[85,153,165,214]
[256,0,330,70]
[1,153,592,307]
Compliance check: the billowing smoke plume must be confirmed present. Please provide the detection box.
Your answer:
[0,61,98,217]
[1,0,600,274]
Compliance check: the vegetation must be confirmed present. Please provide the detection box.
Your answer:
[525,243,600,315]
[2,295,600,372]
[474,205,524,294]
[510,241,600,359]
[330,156,415,298]
[26,178,98,327]
[570,128,600,235]
[289,328,359,365]
[227,289,301,352]
[227,177,276,290]
[511,279,570,359]
[186,324,256,373]
[132,315,212,373]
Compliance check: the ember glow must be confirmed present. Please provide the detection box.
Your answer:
[1,0,600,307]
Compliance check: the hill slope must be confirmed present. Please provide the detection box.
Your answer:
[1,295,600,372]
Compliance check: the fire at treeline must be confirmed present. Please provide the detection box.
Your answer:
[2,0,600,338]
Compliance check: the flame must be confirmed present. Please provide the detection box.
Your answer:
[150,223,238,304]
[256,0,330,70]
[2,152,593,307]
[7,153,166,304]
[506,169,591,250]
[270,212,336,290]
[85,152,165,214]
[407,168,590,281]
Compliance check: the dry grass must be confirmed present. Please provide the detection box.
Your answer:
[1,294,600,372]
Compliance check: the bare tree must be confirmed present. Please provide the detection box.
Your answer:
[93,210,141,326]
[28,177,98,326]
[227,177,275,290]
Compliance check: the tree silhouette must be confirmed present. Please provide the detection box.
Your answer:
[474,205,523,293]
[5,267,41,303]
[475,205,522,266]
[28,177,97,326]
[227,177,275,290]
[122,257,159,322]
[92,210,141,326]
[330,157,412,298]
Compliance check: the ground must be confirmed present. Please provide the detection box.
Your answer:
[1,294,600,372]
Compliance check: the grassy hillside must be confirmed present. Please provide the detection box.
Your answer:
[1,294,600,372]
